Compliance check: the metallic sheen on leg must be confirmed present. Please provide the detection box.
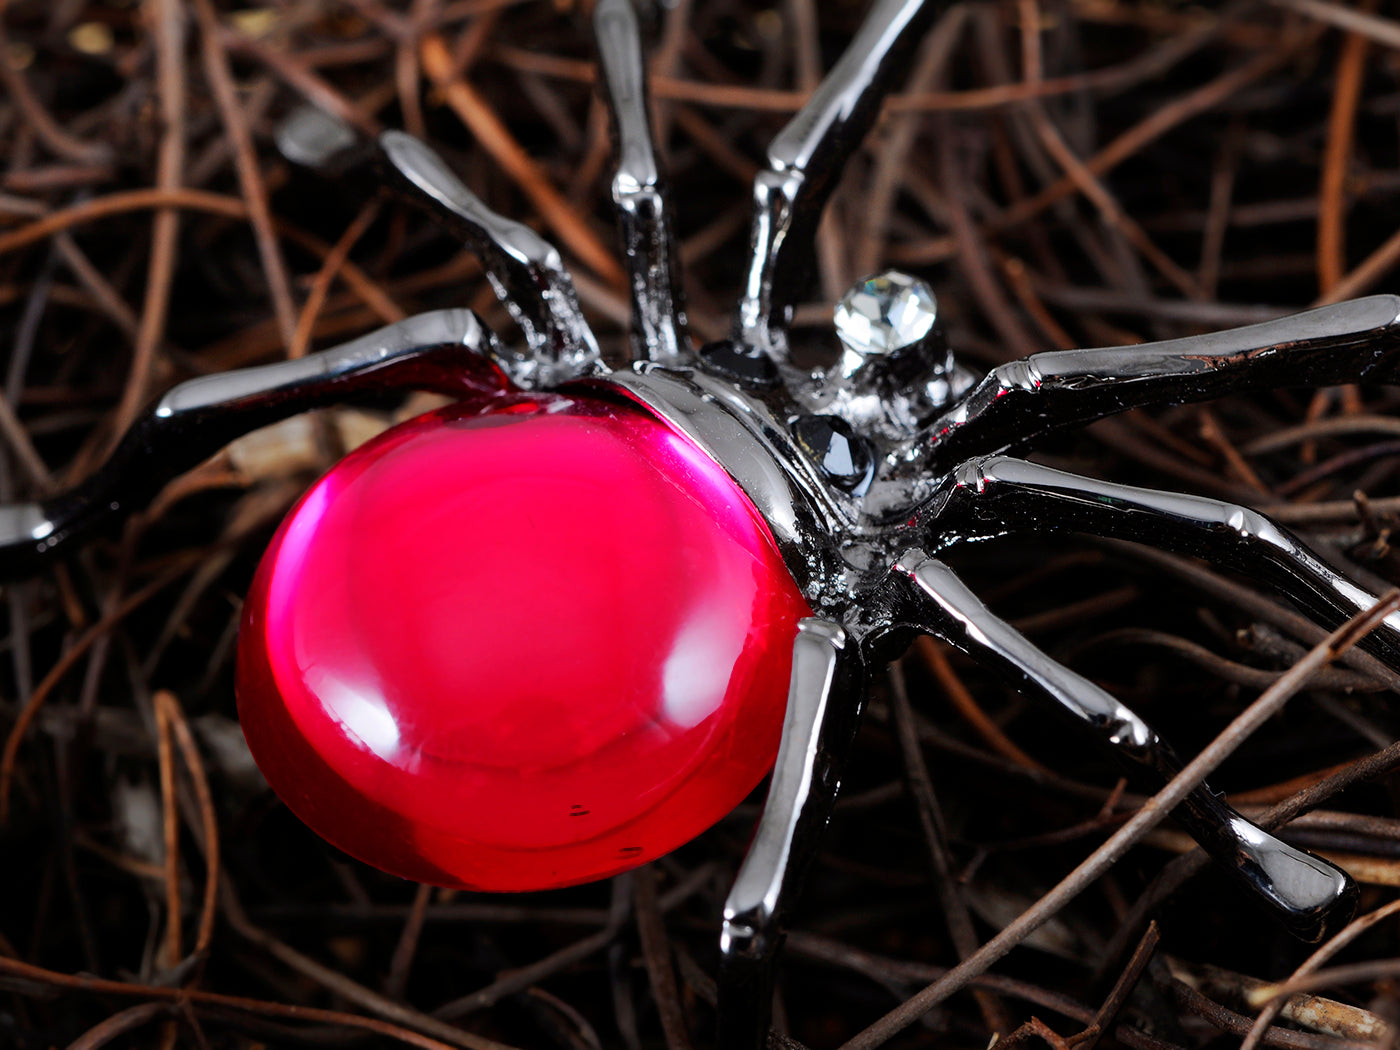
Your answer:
[926,455,1400,665]
[917,295,1400,476]
[379,131,603,384]
[720,617,862,1050]
[0,310,506,574]
[735,0,940,359]
[889,550,1358,941]
[594,0,688,365]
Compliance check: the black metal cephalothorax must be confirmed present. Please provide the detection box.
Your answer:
[6,2,1400,1047]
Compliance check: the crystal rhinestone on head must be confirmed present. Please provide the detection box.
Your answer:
[833,270,938,356]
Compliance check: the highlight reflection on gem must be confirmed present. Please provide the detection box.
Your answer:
[310,671,401,761]
[662,598,749,730]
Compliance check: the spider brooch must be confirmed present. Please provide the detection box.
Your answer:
[4,0,1400,1047]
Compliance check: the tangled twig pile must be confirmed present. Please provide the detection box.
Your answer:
[3,0,1400,1047]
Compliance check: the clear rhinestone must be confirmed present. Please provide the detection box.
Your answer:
[833,271,938,356]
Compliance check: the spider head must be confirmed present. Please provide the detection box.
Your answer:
[802,270,973,444]
[833,272,949,387]
[676,269,980,543]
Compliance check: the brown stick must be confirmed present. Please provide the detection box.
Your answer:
[113,0,188,441]
[0,954,509,1050]
[420,33,625,288]
[191,0,301,353]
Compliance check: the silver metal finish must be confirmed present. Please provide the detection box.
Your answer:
[1225,817,1359,938]
[594,0,687,365]
[724,618,849,953]
[0,310,506,575]
[379,131,603,385]
[922,455,1400,663]
[719,618,857,1050]
[735,0,939,359]
[912,295,1400,478]
[0,504,53,556]
[275,107,605,385]
[889,549,1357,942]
[159,309,504,413]
[763,271,975,443]
[600,365,851,606]
[894,550,1152,751]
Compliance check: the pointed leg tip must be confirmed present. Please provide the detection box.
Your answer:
[1283,862,1358,943]
[1297,873,1360,944]
[1243,833,1358,942]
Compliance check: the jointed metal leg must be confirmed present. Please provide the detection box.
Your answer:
[889,550,1357,942]
[735,0,939,359]
[720,618,863,1050]
[593,0,688,365]
[927,455,1400,666]
[377,132,603,383]
[0,310,506,576]
[917,296,1400,476]
[275,106,603,384]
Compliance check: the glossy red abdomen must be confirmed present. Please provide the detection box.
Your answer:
[236,391,811,891]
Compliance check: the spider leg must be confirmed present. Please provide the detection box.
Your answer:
[917,296,1400,476]
[735,0,938,359]
[0,310,507,576]
[928,456,1400,666]
[593,0,688,365]
[720,618,863,1050]
[887,549,1358,941]
[276,106,603,381]
[377,132,603,383]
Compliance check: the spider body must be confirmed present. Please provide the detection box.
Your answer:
[235,384,810,891]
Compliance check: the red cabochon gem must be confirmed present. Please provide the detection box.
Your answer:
[236,392,811,891]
